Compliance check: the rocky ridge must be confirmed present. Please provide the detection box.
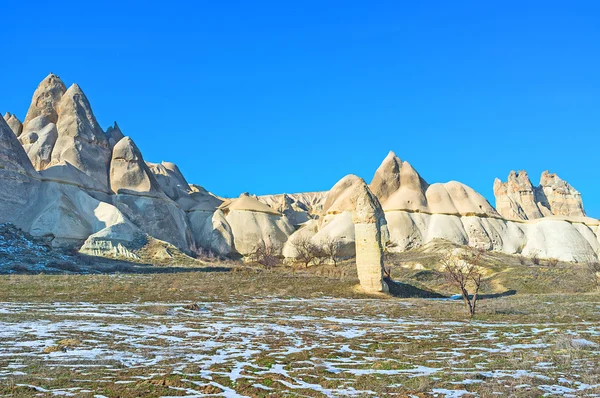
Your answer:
[2,74,598,264]
[494,171,586,220]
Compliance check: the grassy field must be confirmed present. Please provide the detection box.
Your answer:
[0,246,599,397]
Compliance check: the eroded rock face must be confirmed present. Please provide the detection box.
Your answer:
[537,171,586,218]
[3,112,23,137]
[494,171,586,220]
[352,178,388,293]
[219,194,294,256]
[109,138,195,252]
[371,151,497,217]
[105,122,124,148]
[23,73,67,126]
[110,137,163,195]
[19,116,58,170]
[147,161,191,201]
[52,84,111,191]
[188,209,234,256]
[493,171,543,220]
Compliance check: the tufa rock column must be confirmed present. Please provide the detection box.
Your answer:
[352,184,389,294]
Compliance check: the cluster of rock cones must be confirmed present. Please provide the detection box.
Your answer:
[1,74,598,266]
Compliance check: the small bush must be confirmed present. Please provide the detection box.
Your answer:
[546,257,559,267]
[248,241,280,269]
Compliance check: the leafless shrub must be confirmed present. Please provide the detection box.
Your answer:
[531,251,541,265]
[291,236,321,267]
[291,236,343,267]
[441,249,484,318]
[320,237,342,267]
[248,241,280,269]
[192,246,218,261]
[584,257,600,290]
[546,257,559,267]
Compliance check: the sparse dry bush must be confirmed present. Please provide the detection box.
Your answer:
[585,260,600,290]
[441,249,484,318]
[291,236,342,267]
[291,236,321,267]
[192,247,220,261]
[546,257,559,267]
[248,241,280,269]
[320,237,342,267]
[531,251,541,265]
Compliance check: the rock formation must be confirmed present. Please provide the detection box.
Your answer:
[19,116,58,170]
[3,112,23,136]
[23,73,66,126]
[52,83,112,191]
[494,171,586,220]
[105,122,124,148]
[538,171,586,218]
[2,73,599,267]
[352,179,388,293]
[110,137,163,195]
[219,194,294,256]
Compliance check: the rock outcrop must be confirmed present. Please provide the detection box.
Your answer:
[19,115,59,170]
[537,171,586,218]
[23,73,67,126]
[3,73,600,266]
[51,84,111,191]
[219,194,294,256]
[493,171,544,220]
[3,112,23,136]
[352,179,388,293]
[109,137,194,252]
[105,122,124,148]
[370,153,598,262]
[110,137,163,195]
[283,175,389,259]
[494,171,586,220]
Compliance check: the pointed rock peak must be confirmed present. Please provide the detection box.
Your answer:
[57,82,104,137]
[24,73,67,126]
[107,121,122,134]
[371,152,427,204]
[65,83,83,95]
[110,136,162,195]
[370,153,401,199]
[399,160,428,191]
[2,113,23,137]
[536,171,585,217]
[384,150,401,164]
[112,137,145,163]
[324,174,370,213]
[0,116,37,175]
[106,122,125,148]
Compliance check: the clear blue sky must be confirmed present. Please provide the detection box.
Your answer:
[3,1,599,216]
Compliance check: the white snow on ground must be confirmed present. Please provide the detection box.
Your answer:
[0,299,599,396]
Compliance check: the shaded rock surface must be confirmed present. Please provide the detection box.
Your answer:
[3,112,23,136]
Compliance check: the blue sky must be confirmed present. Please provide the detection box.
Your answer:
[3,1,599,216]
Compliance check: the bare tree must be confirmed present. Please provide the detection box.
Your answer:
[249,241,280,269]
[321,237,342,267]
[441,250,484,318]
[291,236,320,267]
